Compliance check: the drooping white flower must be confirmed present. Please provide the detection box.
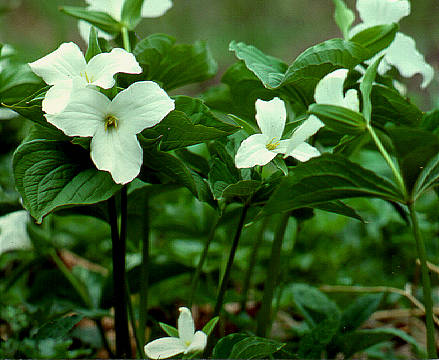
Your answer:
[78,0,173,42]
[235,97,322,168]
[29,42,142,114]
[349,0,433,88]
[45,81,174,184]
[0,210,32,255]
[144,307,207,359]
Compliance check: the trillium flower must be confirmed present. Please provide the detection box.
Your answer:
[0,210,32,255]
[29,42,142,114]
[349,0,433,88]
[45,81,174,184]
[235,97,323,168]
[144,307,207,359]
[78,0,173,42]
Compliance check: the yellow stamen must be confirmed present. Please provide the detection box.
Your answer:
[104,114,118,131]
[266,137,281,151]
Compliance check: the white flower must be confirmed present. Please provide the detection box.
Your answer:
[45,81,174,184]
[0,210,32,255]
[78,0,173,42]
[235,97,323,168]
[144,307,207,359]
[29,42,142,115]
[349,0,433,88]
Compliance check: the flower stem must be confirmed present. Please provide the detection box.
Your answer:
[138,196,150,357]
[256,213,290,337]
[189,214,220,308]
[240,217,269,312]
[366,124,407,198]
[408,203,437,358]
[121,26,131,52]
[108,189,131,358]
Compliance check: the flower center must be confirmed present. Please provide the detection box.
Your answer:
[266,138,281,151]
[104,114,119,131]
[80,71,92,83]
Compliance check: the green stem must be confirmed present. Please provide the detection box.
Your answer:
[408,203,437,358]
[121,26,131,52]
[367,124,407,198]
[256,213,290,337]
[138,196,150,357]
[240,217,269,312]
[108,190,131,358]
[126,283,141,358]
[189,214,220,308]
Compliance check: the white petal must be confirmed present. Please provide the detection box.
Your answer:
[144,337,186,359]
[344,89,360,112]
[86,48,142,89]
[109,81,175,135]
[78,21,113,43]
[291,116,324,145]
[285,142,320,162]
[178,307,195,344]
[42,80,74,115]
[142,0,173,17]
[184,331,207,354]
[29,42,86,85]
[45,87,109,137]
[235,134,276,168]
[0,108,18,120]
[382,32,434,88]
[91,127,143,184]
[255,97,286,141]
[0,210,32,255]
[356,0,410,27]
[85,0,123,20]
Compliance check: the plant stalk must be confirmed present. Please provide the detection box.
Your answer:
[189,214,220,308]
[408,203,437,358]
[256,213,290,337]
[121,26,131,52]
[109,190,131,358]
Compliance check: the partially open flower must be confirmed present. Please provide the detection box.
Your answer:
[144,307,207,359]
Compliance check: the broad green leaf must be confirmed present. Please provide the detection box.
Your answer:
[13,140,120,223]
[413,153,439,200]
[227,114,258,135]
[333,0,355,39]
[229,40,287,89]
[159,322,179,338]
[212,333,248,359]
[350,24,399,58]
[4,93,51,128]
[229,337,285,359]
[281,283,340,327]
[0,64,43,105]
[135,38,217,90]
[360,56,383,123]
[121,0,143,30]
[34,315,83,340]
[308,104,366,134]
[60,7,121,35]
[339,294,383,333]
[315,201,363,222]
[175,148,210,177]
[387,128,439,196]
[421,109,439,134]
[219,180,262,200]
[202,316,219,336]
[85,27,102,62]
[371,84,422,127]
[263,154,404,216]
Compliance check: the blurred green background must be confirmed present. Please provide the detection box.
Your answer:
[0,0,438,107]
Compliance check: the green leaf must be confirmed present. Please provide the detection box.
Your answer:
[387,128,439,196]
[315,201,363,222]
[229,337,286,359]
[371,84,422,127]
[202,316,219,336]
[308,104,366,134]
[263,154,404,216]
[212,333,248,359]
[421,109,439,134]
[227,114,259,135]
[360,56,383,123]
[339,293,383,333]
[34,315,83,340]
[333,0,355,39]
[60,7,121,35]
[134,38,217,90]
[158,322,179,338]
[413,153,439,200]
[0,64,43,105]
[121,0,144,30]
[350,24,399,58]
[219,180,262,200]
[13,140,120,223]
[85,27,102,62]
[229,40,287,90]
